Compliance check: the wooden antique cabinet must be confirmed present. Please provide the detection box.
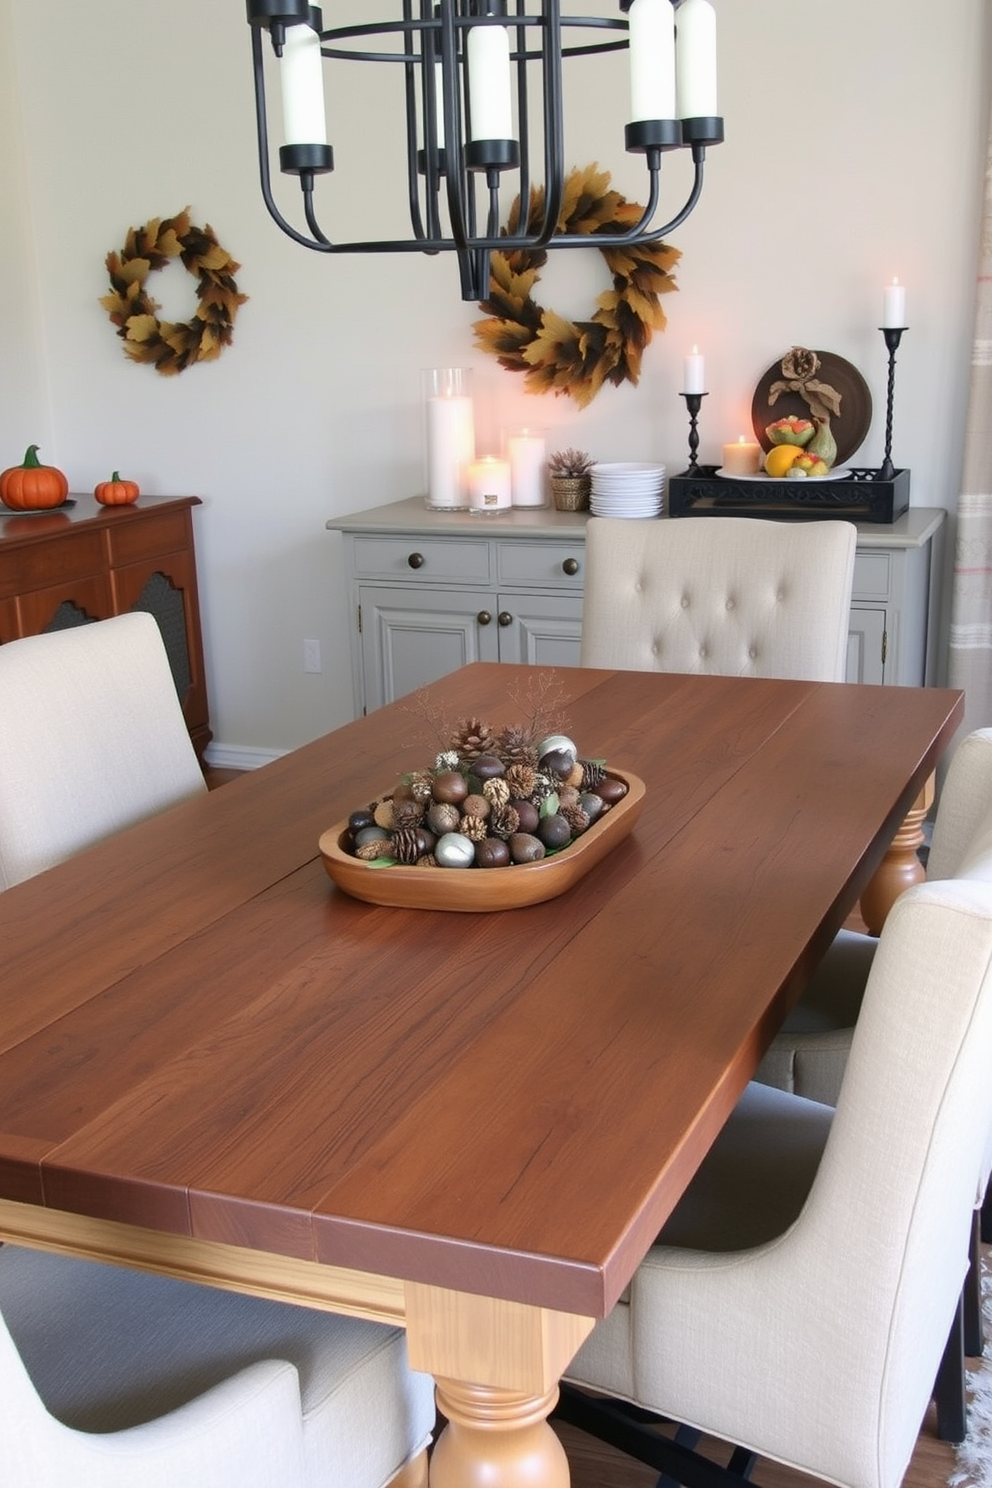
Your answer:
[327,498,946,716]
[0,493,211,759]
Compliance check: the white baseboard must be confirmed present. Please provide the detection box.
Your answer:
[203,741,288,771]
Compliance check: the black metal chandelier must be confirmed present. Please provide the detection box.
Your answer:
[245,1,723,301]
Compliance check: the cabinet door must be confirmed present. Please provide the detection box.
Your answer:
[847,607,887,685]
[495,592,584,668]
[113,550,210,753]
[358,586,499,710]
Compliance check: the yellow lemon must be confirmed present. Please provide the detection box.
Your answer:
[764,444,803,478]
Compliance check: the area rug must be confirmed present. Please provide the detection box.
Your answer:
[951,1259,992,1488]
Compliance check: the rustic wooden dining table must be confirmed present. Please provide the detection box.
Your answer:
[0,663,963,1488]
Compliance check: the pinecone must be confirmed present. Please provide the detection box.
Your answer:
[490,803,520,840]
[450,717,497,761]
[355,839,391,862]
[392,796,426,829]
[496,724,539,768]
[579,759,607,789]
[483,777,511,809]
[505,763,538,799]
[458,814,488,843]
[561,803,591,835]
[391,827,426,864]
[416,853,437,868]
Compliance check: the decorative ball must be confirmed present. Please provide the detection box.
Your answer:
[578,792,605,823]
[349,809,376,834]
[508,832,546,864]
[354,825,390,848]
[593,776,629,807]
[476,838,511,869]
[511,799,541,834]
[537,734,578,768]
[427,800,462,835]
[433,770,469,805]
[472,755,506,781]
[537,814,572,850]
[435,832,476,868]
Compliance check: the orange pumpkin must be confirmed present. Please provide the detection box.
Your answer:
[0,445,69,511]
[94,471,140,506]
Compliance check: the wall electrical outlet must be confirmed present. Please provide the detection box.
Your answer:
[303,638,322,674]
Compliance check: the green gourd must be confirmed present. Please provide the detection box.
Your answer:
[806,417,837,470]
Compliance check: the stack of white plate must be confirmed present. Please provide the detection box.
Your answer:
[589,462,666,518]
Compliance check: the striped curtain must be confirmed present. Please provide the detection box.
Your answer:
[949,101,992,732]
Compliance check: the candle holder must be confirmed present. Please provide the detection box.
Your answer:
[680,391,708,473]
[876,327,907,483]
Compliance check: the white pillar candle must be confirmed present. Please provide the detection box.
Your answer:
[468,456,512,513]
[280,23,327,146]
[628,0,676,122]
[426,394,475,509]
[722,436,761,476]
[683,346,705,394]
[507,430,547,507]
[675,0,718,119]
[467,20,513,140]
[882,278,907,328]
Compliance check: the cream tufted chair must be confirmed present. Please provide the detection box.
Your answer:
[579,515,857,681]
[0,1245,436,1488]
[560,877,992,1488]
[756,727,992,1361]
[0,612,206,890]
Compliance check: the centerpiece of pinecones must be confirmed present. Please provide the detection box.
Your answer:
[547,448,593,511]
[342,713,628,871]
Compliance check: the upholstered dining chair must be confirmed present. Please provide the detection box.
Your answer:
[756,727,992,1357]
[579,515,857,681]
[558,876,992,1488]
[0,1244,436,1488]
[0,612,206,890]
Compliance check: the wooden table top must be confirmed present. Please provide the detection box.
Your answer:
[0,665,962,1320]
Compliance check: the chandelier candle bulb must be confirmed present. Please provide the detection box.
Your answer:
[467,19,514,141]
[467,456,512,513]
[722,435,761,476]
[883,278,907,328]
[279,23,327,146]
[628,0,676,121]
[683,346,705,395]
[423,368,475,510]
[507,430,547,507]
[675,0,718,119]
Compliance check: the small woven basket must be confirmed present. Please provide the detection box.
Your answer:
[550,475,590,512]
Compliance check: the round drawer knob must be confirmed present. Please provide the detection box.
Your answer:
[562,557,579,576]
[477,610,492,626]
[498,611,513,627]
[407,552,425,569]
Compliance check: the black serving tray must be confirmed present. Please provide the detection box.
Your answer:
[668,467,910,525]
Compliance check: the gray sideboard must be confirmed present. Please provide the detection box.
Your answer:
[327,499,946,717]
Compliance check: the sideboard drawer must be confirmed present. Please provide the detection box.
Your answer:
[497,541,585,588]
[106,509,191,565]
[351,535,492,584]
[852,551,892,603]
[0,528,105,597]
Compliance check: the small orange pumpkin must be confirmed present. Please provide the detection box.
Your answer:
[0,444,69,511]
[94,470,140,506]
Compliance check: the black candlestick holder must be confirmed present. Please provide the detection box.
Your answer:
[680,391,708,473]
[876,326,907,482]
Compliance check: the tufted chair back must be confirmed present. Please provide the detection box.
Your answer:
[580,516,857,681]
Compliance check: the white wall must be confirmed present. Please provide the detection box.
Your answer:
[4,0,990,753]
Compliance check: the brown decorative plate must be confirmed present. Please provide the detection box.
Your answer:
[318,768,645,912]
[751,351,872,464]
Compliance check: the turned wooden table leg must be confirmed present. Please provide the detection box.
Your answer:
[404,1283,593,1488]
[859,774,935,935]
[431,1380,569,1488]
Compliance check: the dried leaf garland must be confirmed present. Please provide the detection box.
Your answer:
[474,164,680,410]
[101,208,247,376]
